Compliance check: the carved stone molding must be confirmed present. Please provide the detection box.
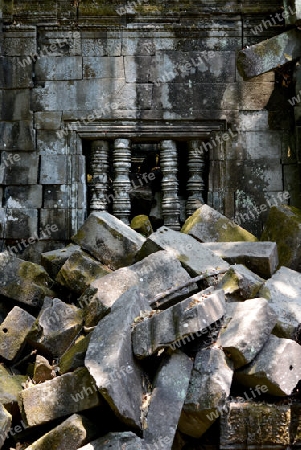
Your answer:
[90,140,109,212]
[113,138,132,224]
[186,140,205,218]
[160,140,180,230]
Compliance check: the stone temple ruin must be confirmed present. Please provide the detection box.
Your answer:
[2,0,301,449]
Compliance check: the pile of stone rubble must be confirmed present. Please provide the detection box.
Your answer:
[1,204,301,449]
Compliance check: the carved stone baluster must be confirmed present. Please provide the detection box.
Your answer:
[186,140,205,218]
[160,140,180,230]
[90,140,109,212]
[113,138,132,224]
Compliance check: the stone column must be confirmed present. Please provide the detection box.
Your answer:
[90,140,109,212]
[113,138,132,224]
[186,140,205,218]
[160,140,180,230]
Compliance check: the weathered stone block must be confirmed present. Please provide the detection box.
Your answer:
[3,186,42,209]
[0,403,12,450]
[72,211,145,270]
[0,252,55,307]
[40,155,70,184]
[0,56,33,89]
[39,209,71,240]
[217,264,264,301]
[83,56,124,79]
[29,297,83,357]
[261,204,301,270]
[181,204,257,242]
[235,335,301,396]
[60,334,91,374]
[217,298,277,368]
[34,112,62,130]
[35,57,82,81]
[0,122,35,151]
[33,355,54,383]
[144,351,193,449]
[0,306,35,361]
[132,289,226,359]
[237,29,301,79]
[0,89,31,121]
[179,347,233,438]
[0,365,27,413]
[85,286,151,429]
[37,130,68,155]
[21,367,101,426]
[137,226,229,276]
[78,432,144,450]
[201,241,278,278]
[220,402,291,448]
[43,184,85,208]
[259,266,301,339]
[82,250,191,326]
[41,244,81,279]
[56,249,111,295]
[25,413,97,450]
[4,208,38,239]
[3,29,37,56]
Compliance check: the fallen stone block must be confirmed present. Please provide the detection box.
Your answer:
[21,367,101,426]
[130,214,153,237]
[237,29,301,79]
[0,252,55,308]
[259,266,301,339]
[24,413,98,450]
[132,289,226,359]
[261,204,301,271]
[0,403,12,450]
[59,334,91,374]
[217,264,264,301]
[0,306,35,361]
[220,402,291,448]
[33,355,54,383]
[85,286,151,429]
[82,250,191,327]
[0,365,26,414]
[181,204,257,242]
[77,432,144,450]
[56,249,111,296]
[137,226,229,276]
[178,347,233,438]
[217,298,277,368]
[28,297,83,358]
[235,335,301,396]
[72,211,145,270]
[41,244,81,279]
[201,241,278,278]
[143,351,193,449]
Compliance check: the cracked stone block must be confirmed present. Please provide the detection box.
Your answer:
[132,289,226,359]
[33,355,54,384]
[181,204,257,243]
[72,211,145,270]
[143,351,193,449]
[28,297,83,358]
[21,367,101,427]
[217,264,264,301]
[201,241,278,278]
[179,347,233,438]
[41,244,81,279]
[235,335,301,396]
[59,334,91,375]
[0,403,12,450]
[85,286,151,429]
[261,204,301,271]
[56,249,111,296]
[217,298,277,369]
[77,432,144,450]
[0,306,36,361]
[25,413,98,450]
[0,252,55,308]
[0,364,27,414]
[82,250,191,327]
[220,402,290,448]
[137,226,229,276]
[259,266,301,339]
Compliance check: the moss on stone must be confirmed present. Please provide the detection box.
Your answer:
[130,215,153,237]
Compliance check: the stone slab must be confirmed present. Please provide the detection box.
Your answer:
[132,289,226,359]
[201,241,278,278]
[217,298,277,368]
[137,226,229,276]
[235,335,301,396]
[217,264,264,301]
[21,367,101,426]
[181,204,257,243]
[85,286,151,429]
[179,347,233,438]
[72,211,145,270]
[41,244,81,279]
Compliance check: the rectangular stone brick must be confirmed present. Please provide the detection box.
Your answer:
[34,112,62,130]
[37,30,81,57]
[40,155,68,184]
[239,82,275,110]
[5,208,38,239]
[37,130,67,154]
[40,209,76,240]
[43,184,85,209]
[3,185,42,209]
[3,29,37,56]
[0,89,31,121]
[0,121,35,151]
[83,56,124,79]
[0,57,33,89]
[35,57,82,81]
[81,31,107,57]
[238,131,282,159]
[1,152,38,184]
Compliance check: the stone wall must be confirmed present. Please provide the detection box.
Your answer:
[0,0,298,260]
